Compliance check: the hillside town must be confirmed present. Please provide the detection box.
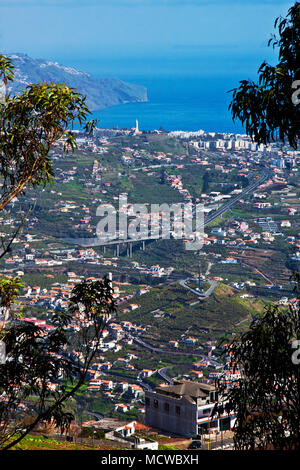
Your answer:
[0,127,299,449]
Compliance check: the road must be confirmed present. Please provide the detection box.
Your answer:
[101,368,153,391]
[128,332,203,358]
[63,167,271,248]
[239,260,275,286]
[131,162,199,172]
[87,410,104,421]
[179,278,217,298]
[127,332,221,369]
[203,166,270,226]
[202,436,235,451]
[157,366,175,384]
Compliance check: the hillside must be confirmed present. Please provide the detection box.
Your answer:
[9,434,127,450]
[5,53,148,111]
[120,282,266,347]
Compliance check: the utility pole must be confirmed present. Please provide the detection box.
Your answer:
[198,262,203,293]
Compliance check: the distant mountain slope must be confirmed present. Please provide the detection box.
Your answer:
[6,53,148,111]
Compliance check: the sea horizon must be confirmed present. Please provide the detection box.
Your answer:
[53,49,276,135]
[2,47,277,134]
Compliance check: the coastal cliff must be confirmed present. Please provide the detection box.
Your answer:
[6,53,148,111]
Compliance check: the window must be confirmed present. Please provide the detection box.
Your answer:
[145,397,150,406]
[202,408,211,415]
[209,391,219,402]
[154,399,159,408]
[175,405,181,415]
[164,402,169,412]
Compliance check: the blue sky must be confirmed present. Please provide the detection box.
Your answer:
[0,0,293,61]
[0,0,294,131]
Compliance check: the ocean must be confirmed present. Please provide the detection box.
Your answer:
[62,49,274,134]
[93,74,245,134]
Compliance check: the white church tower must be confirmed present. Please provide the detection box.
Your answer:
[134,119,140,135]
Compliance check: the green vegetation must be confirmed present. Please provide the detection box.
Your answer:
[158,444,181,450]
[121,282,266,345]
[10,434,94,451]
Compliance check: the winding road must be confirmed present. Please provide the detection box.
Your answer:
[179,278,217,298]
[126,332,221,369]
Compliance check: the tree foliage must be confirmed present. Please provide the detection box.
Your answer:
[0,54,96,212]
[229,2,300,148]
[0,54,97,258]
[0,55,115,451]
[0,278,116,450]
[214,273,300,450]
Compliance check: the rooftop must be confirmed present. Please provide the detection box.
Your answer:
[155,380,215,402]
[84,418,135,432]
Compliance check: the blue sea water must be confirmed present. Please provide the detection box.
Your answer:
[92,74,245,134]
[63,50,274,134]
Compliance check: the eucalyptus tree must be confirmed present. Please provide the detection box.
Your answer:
[0,55,116,451]
[0,54,96,257]
[0,277,115,450]
[229,2,300,149]
[214,273,300,450]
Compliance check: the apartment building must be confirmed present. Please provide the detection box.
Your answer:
[145,380,236,437]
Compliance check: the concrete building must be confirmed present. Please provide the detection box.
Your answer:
[145,380,236,437]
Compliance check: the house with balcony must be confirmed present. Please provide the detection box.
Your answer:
[145,380,236,438]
